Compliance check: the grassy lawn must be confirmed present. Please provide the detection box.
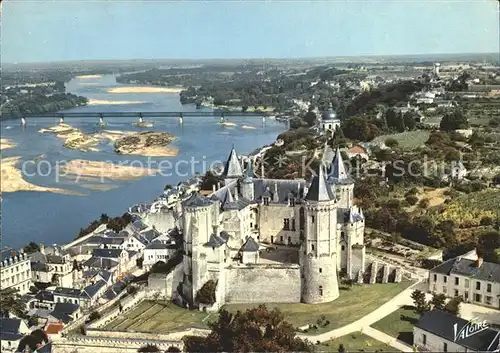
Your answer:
[103,300,210,332]
[317,332,399,352]
[223,281,413,334]
[371,305,420,345]
[372,130,430,150]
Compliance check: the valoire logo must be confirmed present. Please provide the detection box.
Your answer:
[453,318,489,342]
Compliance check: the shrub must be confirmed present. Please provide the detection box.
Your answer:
[405,195,419,206]
[195,280,217,305]
[418,198,430,209]
[385,138,399,148]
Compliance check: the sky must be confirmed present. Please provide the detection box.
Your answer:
[2,0,499,63]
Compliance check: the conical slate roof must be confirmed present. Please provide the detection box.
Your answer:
[329,148,348,181]
[322,142,335,168]
[223,146,243,178]
[305,165,334,202]
[243,160,254,183]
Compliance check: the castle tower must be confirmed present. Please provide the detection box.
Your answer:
[241,161,255,201]
[341,206,366,279]
[328,148,354,209]
[181,193,214,304]
[300,165,340,304]
[222,145,243,185]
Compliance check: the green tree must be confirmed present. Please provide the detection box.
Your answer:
[0,287,27,318]
[303,111,317,127]
[137,344,160,352]
[431,293,447,310]
[183,305,313,352]
[195,280,217,305]
[342,116,382,142]
[166,346,181,353]
[440,110,468,131]
[411,289,429,314]
[444,296,462,316]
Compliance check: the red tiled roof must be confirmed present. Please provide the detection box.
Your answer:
[348,145,367,154]
[45,323,64,334]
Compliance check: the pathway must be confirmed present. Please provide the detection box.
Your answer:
[299,280,425,351]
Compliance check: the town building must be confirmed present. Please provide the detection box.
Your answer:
[0,249,31,294]
[29,245,74,288]
[0,317,30,353]
[428,255,500,309]
[318,106,341,134]
[413,309,500,352]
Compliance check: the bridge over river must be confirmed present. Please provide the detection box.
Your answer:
[16,111,267,119]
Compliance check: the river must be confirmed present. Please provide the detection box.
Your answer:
[1,75,287,248]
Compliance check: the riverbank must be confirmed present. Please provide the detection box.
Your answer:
[1,138,16,151]
[76,74,104,79]
[59,159,159,182]
[0,156,80,195]
[88,99,146,106]
[107,86,183,94]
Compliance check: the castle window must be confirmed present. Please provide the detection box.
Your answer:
[263,197,270,206]
[340,231,345,239]
[311,244,315,251]
[291,219,296,231]
[311,215,315,223]
[319,286,323,296]
[283,219,290,230]
[319,268,322,273]
[289,198,295,207]
[341,245,345,251]
[280,236,283,242]
[299,208,305,230]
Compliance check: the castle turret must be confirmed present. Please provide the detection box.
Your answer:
[222,145,243,184]
[241,161,255,201]
[300,165,339,304]
[181,192,214,304]
[328,148,354,209]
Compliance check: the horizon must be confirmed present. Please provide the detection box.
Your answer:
[2,0,499,64]
[3,51,499,67]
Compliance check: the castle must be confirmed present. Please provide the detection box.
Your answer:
[175,145,368,307]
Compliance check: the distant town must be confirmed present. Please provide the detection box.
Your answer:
[1,54,500,353]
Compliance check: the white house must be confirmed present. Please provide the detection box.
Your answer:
[451,161,467,181]
[0,249,31,294]
[0,317,30,353]
[29,245,73,287]
[428,255,500,309]
[413,309,500,352]
[143,243,178,270]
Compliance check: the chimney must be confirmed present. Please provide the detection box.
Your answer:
[217,182,221,190]
[475,257,483,268]
[40,244,45,255]
[212,184,216,193]
[234,190,239,200]
[273,182,279,202]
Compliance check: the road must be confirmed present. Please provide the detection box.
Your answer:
[298,280,427,352]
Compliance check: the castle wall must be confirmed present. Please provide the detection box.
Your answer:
[258,204,300,245]
[224,265,301,303]
[140,212,178,234]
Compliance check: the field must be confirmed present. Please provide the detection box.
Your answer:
[223,281,412,334]
[372,130,430,150]
[371,305,419,345]
[428,189,500,227]
[103,300,210,332]
[317,332,398,352]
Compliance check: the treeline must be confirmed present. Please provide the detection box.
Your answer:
[76,213,133,239]
[1,93,88,118]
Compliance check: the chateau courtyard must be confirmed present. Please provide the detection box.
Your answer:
[103,300,210,332]
[103,281,412,334]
